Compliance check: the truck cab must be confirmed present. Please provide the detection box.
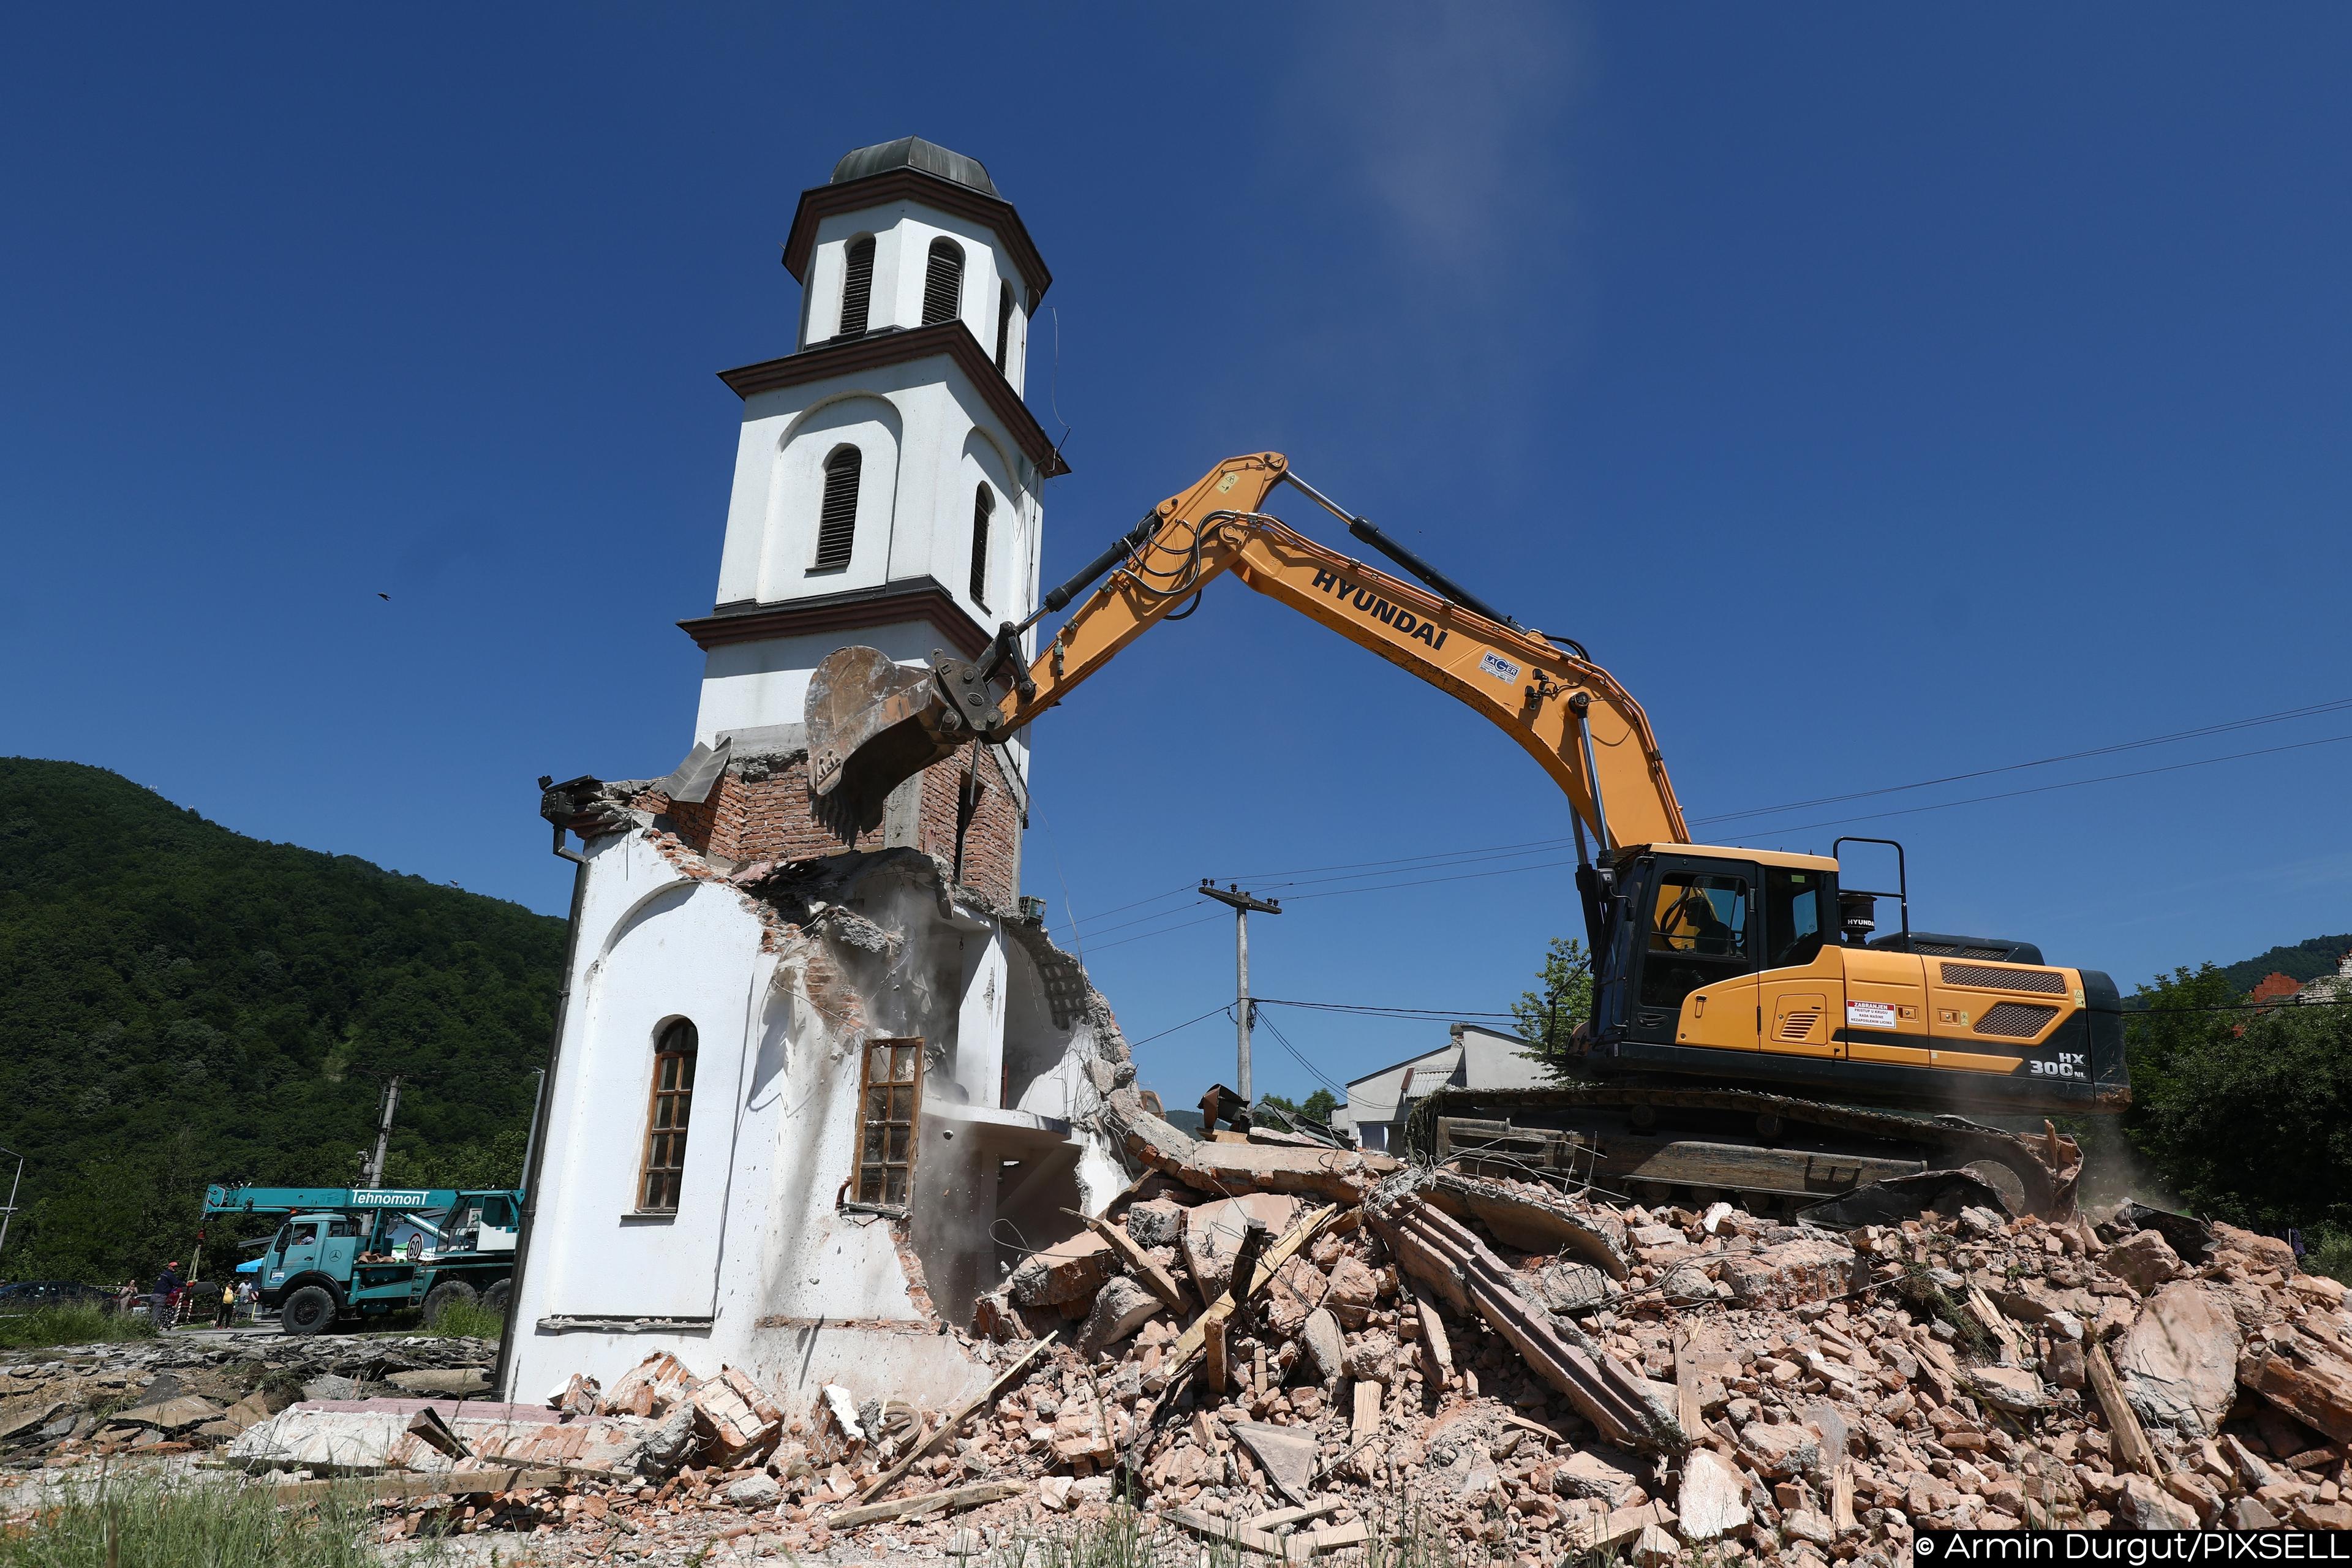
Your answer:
[259,1211,364,1308]
[1584,841,2129,1112]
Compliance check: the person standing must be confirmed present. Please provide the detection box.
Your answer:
[236,1278,257,1323]
[151,1261,183,1328]
[214,1281,235,1329]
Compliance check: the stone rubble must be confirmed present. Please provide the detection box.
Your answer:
[9,1169,2352,1562]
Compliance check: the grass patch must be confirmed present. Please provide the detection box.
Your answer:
[991,1498,1476,1568]
[0,1470,451,1568]
[2309,1229,2352,1287]
[418,1299,505,1341]
[0,1306,155,1352]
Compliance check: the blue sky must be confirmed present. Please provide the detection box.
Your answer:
[6,6,2350,1108]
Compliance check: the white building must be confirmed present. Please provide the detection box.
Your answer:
[499,140,1127,1410]
[1333,1023,1551,1152]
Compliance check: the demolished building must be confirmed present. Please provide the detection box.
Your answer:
[500,136,1128,1408]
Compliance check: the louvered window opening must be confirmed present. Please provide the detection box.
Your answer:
[994,282,1014,371]
[812,447,861,571]
[921,239,963,326]
[838,236,874,338]
[1974,1001,2059,1038]
[1940,962,2068,995]
[852,1038,924,1208]
[638,1019,698,1212]
[969,486,993,608]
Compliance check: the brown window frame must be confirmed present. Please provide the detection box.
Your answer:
[636,1018,698,1213]
[848,1036,924,1213]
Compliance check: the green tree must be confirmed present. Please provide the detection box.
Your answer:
[1512,936,1592,1079]
[1256,1088,1339,1129]
[2123,965,2352,1239]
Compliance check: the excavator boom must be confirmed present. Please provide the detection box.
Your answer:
[805,452,1687,849]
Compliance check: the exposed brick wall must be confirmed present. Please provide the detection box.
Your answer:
[635,748,1021,906]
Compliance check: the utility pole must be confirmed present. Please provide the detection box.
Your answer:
[0,1145,21,1264]
[1199,881,1282,1101]
[361,1075,402,1189]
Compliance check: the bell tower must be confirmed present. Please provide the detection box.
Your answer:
[673,138,1061,899]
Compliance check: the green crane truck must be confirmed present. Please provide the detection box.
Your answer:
[202,1185,521,1335]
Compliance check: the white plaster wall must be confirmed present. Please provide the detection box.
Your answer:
[951,930,1008,1108]
[707,361,1038,632]
[756,396,902,601]
[801,203,1028,394]
[693,619,940,747]
[515,835,770,1335]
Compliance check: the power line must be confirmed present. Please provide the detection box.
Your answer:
[1733,728,2352,839]
[1085,910,1229,954]
[1693,693,2352,828]
[1253,997,1520,1019]
[1125,1003,1234,1049]
[1253,1008,1349,1095]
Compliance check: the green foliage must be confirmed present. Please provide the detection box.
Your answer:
[417,1298,506,1341]
[2124,963,2352,1237]
[0,1471,439,1568]
[0,1305,154,1351]
[1512,936,1592,1079]
[1256,1088,1338,1129]
[0,758,562,1289]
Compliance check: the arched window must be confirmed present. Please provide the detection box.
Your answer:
[969,485,993,609]
[921,239,963,327]
[994,282,1014,372]
[811,447,861,571]
[638,1018,697,1212]
[838,235,874,338]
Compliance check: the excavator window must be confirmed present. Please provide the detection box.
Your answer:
[1639,870,1753,1011]
[1763,868,1826,970]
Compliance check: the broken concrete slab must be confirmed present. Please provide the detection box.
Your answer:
[106,1395,224,1433]
[1106,1089,1400,1203]
[2238,1331,2352,1444]
[1551,1449,1640,1507]
[1423,1170,1629,1278]
[1008,1231,1115,1306]
[1674,1450,1749,1542]
[1078,1276,1161,1353]
[1229,1420,1319,1505]
[1720,1235,1865,1310]
[1183,1194,1302,1300]
[389,1368,494,1397]
[224,1399,679,1479]
[2116,1280,2241,1439]
[2103,1229,2185,1295]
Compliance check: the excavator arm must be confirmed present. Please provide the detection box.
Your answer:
[805,451,1688,851]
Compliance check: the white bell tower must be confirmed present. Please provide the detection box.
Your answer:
[683,138,1061,758]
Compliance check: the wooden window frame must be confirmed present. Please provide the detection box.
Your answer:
[635,1018,698,1214]
[846,1036,924,1214]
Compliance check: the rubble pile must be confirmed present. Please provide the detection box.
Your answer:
[15,1104,2352,1563]
[0,1335,494,1464]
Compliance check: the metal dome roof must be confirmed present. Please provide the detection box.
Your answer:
[829,137,999,198]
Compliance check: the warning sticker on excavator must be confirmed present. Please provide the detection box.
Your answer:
[1845,1000,1899,1030]
[1480,652,1520,683]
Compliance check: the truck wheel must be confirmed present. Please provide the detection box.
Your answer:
[480,1280,511,1314]
[282,1286,337,1337]
[423,1280,478,1326]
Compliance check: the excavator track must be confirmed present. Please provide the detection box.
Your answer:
[1404,1081,2082,1218]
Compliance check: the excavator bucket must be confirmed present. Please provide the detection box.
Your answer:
[804,646,965,841]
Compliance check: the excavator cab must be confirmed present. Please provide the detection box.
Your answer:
[1583,842,2128,1112]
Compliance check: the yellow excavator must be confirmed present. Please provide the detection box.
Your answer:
[804,453,2128,1215]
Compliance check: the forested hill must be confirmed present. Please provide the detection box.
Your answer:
[0,758,564,1284]
[2216,933,2352,995]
